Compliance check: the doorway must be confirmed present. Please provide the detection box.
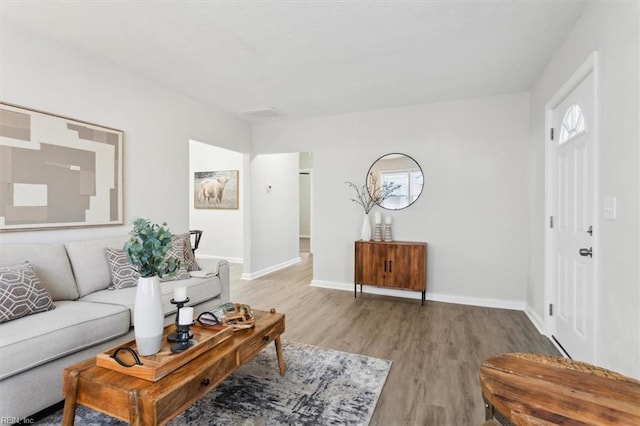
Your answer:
[299,152,312,255]
[545,53,598,363]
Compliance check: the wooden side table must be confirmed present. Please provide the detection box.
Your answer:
[480,353,640,425]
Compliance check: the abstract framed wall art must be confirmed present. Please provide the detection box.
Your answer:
[0,103,124,231]
[194,170,239,209]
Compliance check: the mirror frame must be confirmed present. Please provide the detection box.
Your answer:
[366,152,424,210]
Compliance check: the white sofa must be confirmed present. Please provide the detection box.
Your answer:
[0,235,230,420]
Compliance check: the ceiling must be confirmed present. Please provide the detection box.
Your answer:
[1,0,587,121]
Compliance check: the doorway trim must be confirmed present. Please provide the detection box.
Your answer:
[544,52,600,359]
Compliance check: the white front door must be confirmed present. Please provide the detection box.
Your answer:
[550,71,596,363]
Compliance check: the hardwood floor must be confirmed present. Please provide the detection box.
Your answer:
[219,254,558,426]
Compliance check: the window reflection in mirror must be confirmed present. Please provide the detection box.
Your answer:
[367,153,423,210]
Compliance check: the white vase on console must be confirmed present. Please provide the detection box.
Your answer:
[361,212,372,241]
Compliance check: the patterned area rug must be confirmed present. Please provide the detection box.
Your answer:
[37,340,391,425]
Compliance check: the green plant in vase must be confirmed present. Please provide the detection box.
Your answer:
[124,217,180,278]
[124,217,180,355]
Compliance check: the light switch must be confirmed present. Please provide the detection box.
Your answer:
[603,196,616,221]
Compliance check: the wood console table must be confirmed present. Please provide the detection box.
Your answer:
[354,240,427,305]
[62,309,285,425]
[480,352,640,425]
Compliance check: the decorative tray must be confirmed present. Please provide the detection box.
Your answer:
[96,323,233,382]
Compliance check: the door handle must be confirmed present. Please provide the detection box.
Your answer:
[579,247,593,257]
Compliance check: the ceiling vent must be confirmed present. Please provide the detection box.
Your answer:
[242,106,281,118]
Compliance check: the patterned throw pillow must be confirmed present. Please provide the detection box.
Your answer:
[159,236,191,282]
[178,233,200,271]
[104,248,140,290]
[0,262,55,323]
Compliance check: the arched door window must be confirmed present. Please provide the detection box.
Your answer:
[559,104,585,144]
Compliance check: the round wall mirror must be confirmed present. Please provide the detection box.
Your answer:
[367,153,423,210]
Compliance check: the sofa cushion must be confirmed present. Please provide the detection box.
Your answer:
[104,248,139,289]
[65,236,129,297]
[177,233,200,271]
[0,300,130,380]
[79,276,222,326]
[159,236,191,282]
[0,262,55,323]
[0,243,79,301]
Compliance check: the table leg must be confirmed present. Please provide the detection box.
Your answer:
[483,396,494,421]
[128,389,142,426]
[274,336,286,376]
[62,369,80,426]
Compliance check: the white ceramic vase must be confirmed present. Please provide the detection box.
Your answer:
[134,275,164,355]
[361,212,372,241]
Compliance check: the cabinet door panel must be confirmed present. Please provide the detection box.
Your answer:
[355,242,377,285]
[380,245,409,288]
[404,244,426,291]
[373,244,390,285]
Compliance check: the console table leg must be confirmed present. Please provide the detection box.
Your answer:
[62,369,80,426]
[274,336,286,376]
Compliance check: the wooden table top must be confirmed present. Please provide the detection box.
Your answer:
[480,353,640,425]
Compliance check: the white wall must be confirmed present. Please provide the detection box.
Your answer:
[528,2,640,378]
[0,21,251,244]
[245,153,300,279]
[189,141,244,262]
[252,93,530,308]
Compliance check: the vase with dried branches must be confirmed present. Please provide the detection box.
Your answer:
[345,173,400,241]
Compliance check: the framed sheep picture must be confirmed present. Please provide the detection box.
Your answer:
[0,102,124,232]
[194,170,239,209]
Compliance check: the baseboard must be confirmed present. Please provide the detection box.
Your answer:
[524,303,545,334]
[310,280,525,311]
[196,254,243,264]
[241,257,301,280]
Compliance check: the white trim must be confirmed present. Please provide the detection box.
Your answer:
[311,280,525,311]
[197,254,243,264]
[524,303,545,334]
[241,257,301,280]
[544,52,599,363]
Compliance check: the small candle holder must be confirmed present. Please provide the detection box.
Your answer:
[383,224,393,242]
[167,298,190,342]
[170,322,195,353]
[373,224,383,241]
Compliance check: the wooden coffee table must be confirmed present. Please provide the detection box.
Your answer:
[480,352,640,425]
[62,308,285,425]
